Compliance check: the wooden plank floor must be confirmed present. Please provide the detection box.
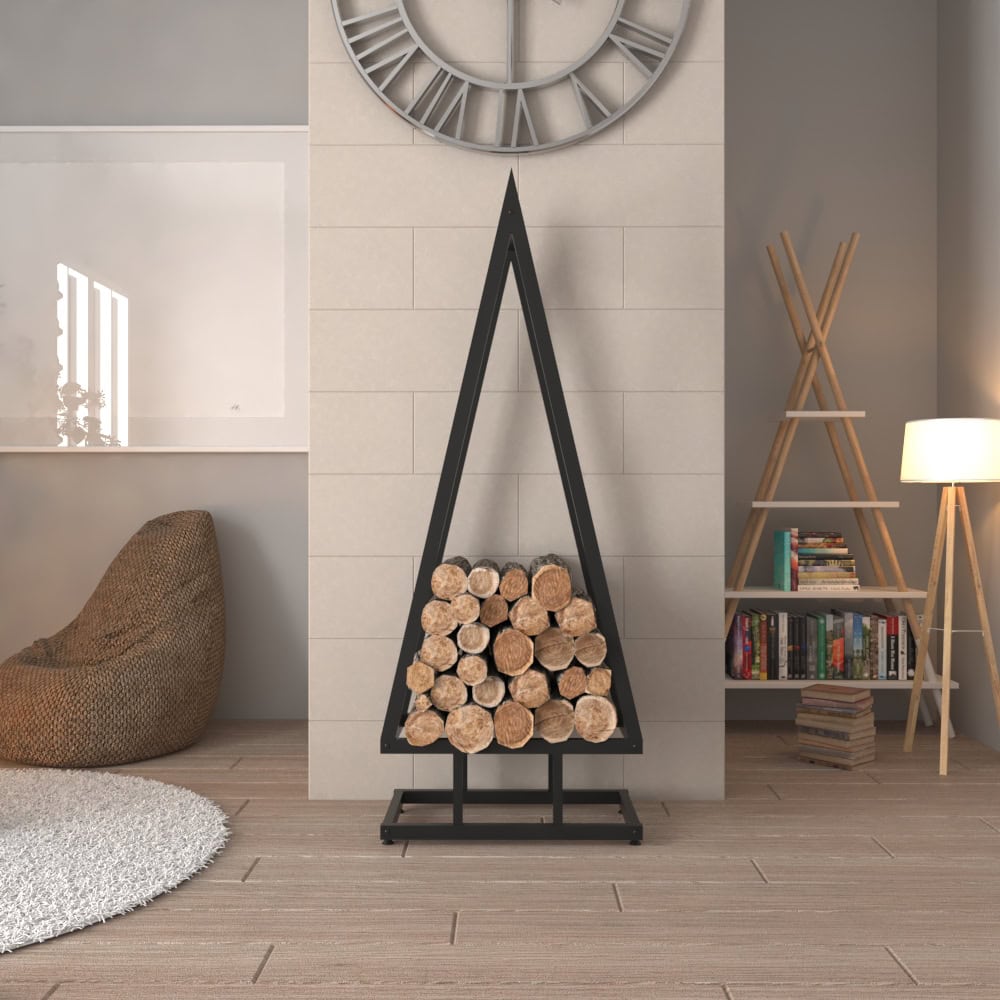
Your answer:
[4,720,1000,998]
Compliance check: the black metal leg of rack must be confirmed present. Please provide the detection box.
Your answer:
[380,754,643,844]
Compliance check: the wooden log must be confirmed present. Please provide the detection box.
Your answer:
[406,660,435,694]
[450,592,481,625]
[493,628,534,677]
[499,562,529,602]
[479,593,509,628]
[574,631,607,668]
[586,666,613,697]
[468,558,501,599]
[574,695,618,743]
[534,698,575,744]
[509,595,550,637]
[534,627,576,672]
[557,665,587,701]
[530,553,573,612]
[404,709,444,747]
[421,599,458,636]
[471,674,506,709]
[457,621,490,655]
[430,673,468,712]
[456,654,488,687]
[509,668,550,709]
[430,556,471,600]
[412,693,432,712]
[420,634,458,672]
[494,700,534,749]
[554,594,597,637]
[445,704,494,753]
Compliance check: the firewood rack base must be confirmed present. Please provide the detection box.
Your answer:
[380,754,643,844]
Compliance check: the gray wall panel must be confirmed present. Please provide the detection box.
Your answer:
[0,0,307,126]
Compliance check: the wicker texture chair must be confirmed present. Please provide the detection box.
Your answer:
[0,510,225,767]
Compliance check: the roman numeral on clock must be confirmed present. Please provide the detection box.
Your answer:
[408,70,472,140]
[496,88,538,149]
[569,73,612,129]
[609,16,675,77]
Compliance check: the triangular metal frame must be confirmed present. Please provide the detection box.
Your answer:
[381,173,642,756]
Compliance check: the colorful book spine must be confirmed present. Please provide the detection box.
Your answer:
[815,612,827,680]
[773,530,792,591]
[778,611,789,680]
[767,612,778,681]
[878,615,889,681]
[862,615,873,680]
[751,612,761,680]
[887,615,899,680]
[899,615,911,680]
[831,612,845,679]
[806,614,818,680]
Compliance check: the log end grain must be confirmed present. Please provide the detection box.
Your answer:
[530,557,573,613]
[445,704,494,753]
[586,666,613,697]
[534,626,576,672]
[406,660,436,694]
[557,665,587,701]
[450,592,481,625]
[499,563,529,602]
[534,698,575,744]
[404,709,444,747]
[456,653,488,687]
[554,595,597,637]
[509,595,550,637]
[421,599,458,636]
[457,621,490,655]
[471,674,506,709]
[494,700,534,749]
[574,631,607,668]
[468,559,501,599]
[420,634,459,671]
[430,673,469,712]
[509,668,550,709]
[430,558,470,600]
[493,628,535,677]
[479,593,510,628]
[574,694,618,743]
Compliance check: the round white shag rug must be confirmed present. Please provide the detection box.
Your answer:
[0,768,229,952]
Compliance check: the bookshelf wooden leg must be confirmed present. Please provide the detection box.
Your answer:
[957,486,1000,728]
[940,485,957,776]
[905,487,948,752]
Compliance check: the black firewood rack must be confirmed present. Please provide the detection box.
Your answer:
[380,174,643,844]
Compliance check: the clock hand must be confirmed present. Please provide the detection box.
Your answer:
[508,0,563,83]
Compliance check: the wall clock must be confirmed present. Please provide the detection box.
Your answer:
[332,1,692,153]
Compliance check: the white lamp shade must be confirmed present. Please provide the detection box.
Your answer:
[900,418,1000,483]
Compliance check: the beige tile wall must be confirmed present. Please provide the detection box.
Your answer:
[309,0,725,800]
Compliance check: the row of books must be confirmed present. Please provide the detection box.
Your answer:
[796,685,876,770]
[727,609,917,680]
[773,529,860,592]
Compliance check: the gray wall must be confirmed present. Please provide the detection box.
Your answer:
[938,0,1000,750]
[726,0,939,721]
[0,0,309,719]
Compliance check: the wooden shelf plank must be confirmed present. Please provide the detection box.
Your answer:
[725,679,957,690]
[785,410,866,419]
[752,500,900,509]
[725,587,927,599]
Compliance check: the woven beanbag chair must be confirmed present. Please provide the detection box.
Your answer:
[0,510,225,767]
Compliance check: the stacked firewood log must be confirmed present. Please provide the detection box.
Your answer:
[403,554,618,752]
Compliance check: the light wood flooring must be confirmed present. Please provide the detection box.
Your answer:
[4,720,1000,999]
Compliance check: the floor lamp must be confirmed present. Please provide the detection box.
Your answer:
[902,418,1000,775]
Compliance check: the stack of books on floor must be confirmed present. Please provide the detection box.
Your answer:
[774,528,860,592]
[796,684,876,769]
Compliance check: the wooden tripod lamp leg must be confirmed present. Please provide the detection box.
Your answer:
[940,485,957,777]
[905,487,949,752]
[957,486,1000,728]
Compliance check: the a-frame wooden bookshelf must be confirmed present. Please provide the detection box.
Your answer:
[725,232,955,711]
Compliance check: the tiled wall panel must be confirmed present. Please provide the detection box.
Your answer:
[309,0,725,799]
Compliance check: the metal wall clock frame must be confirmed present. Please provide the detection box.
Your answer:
[379,174,643,844]
[331,0,692,154]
